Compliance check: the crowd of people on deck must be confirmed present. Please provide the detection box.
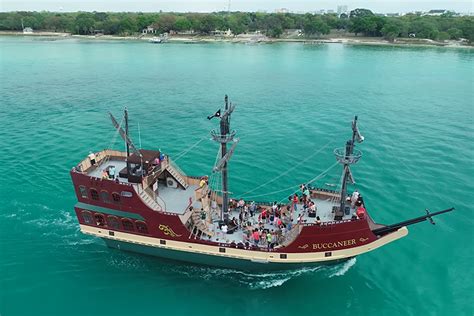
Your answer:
[209,184,368,249]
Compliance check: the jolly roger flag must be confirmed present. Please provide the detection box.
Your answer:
[207,109,221,120]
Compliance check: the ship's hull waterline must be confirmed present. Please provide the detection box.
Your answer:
[81,225,409,271]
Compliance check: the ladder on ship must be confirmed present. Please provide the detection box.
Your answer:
[137,187,164,211]
[162,159,189,189]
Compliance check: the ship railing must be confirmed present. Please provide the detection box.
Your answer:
[75,149,126,173]
[142,163,164,189]
[279,223,303,247]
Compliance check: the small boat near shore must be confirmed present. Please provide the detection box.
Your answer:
[70,95,454,270]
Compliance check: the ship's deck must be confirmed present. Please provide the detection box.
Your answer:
[203,196,356,244]
[156,183,199,214]
[87,159,129,183]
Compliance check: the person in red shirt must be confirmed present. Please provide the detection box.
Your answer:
[252,230,260,245]
[356,205,366,219]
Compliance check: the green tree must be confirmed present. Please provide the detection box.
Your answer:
[303,15,330,36]
[349,8,374,19]
[173,16,192,32]
[381,19,404,41]
[75,13,95,34]
[447,27,463,39]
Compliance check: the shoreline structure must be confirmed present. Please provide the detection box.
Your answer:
[1,31,471,49]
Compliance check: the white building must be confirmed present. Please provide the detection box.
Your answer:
[425,9,448,16]
[142,26,156,34]
[337,5,348,16]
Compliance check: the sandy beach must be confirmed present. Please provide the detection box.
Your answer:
[1,30,471,49]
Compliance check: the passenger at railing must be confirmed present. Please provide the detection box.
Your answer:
[249,201,256,217]
[266,231,272,249]
[231,217,238,228]
[292,193,299,212]
[271,201,278,212]
[199,176,207,188]
[308,201,317,218]
[153,157,160,165]
[252,229,260,245]
[303,186,310,203]
[356,205,366,219]
[101,169,108,179]
[88,151,96,166]
[237,198,245,212]
[351,189,360,208]
[260,230,267,246]
[316,216,321,225]
[159,151,165,162]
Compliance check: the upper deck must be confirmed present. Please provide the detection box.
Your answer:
[73,149,204,215]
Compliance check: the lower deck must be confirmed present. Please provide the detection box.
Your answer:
[194,194,358,245]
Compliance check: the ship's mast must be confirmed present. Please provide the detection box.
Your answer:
[209,95,237,223]
[221,96,230,221]
[334,116,364,220]
[124,108,131,174]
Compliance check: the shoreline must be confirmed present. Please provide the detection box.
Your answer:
[1,31,472,49]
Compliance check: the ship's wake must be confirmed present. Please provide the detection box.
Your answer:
[105,256,358,290]
[173,257,357,289]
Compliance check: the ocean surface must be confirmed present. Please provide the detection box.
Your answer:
[0,37,472,316]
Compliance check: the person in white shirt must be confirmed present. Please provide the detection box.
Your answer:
[351,190,360,207]
[88,152,96,165]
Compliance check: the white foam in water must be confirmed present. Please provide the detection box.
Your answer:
[328,258,357,278]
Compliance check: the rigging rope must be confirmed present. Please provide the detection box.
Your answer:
[242,161,339,200]
[98,114,124,168]
[239,140,335,197]
[172,137,208,162]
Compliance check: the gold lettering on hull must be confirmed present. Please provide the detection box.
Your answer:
[312,239,357,250]
[158,224,182,238]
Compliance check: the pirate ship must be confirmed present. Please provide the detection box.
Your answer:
[70,96,453,270]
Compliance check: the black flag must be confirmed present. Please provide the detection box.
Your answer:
[207,109,221,120]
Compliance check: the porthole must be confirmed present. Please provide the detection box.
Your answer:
[135,221,148,234]
[112,192,121,203]
[122,219,134,231]
[79,185,88,198]
[81,211,93,224]
[90,189,99,200]
[107,216,121,230]
[94,213,105,226]
[100,190,110,203]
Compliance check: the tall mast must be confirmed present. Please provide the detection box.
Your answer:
[124,108,131,174]
[334,116,364,220]
[209,95,237,223]
[221,95,229,221]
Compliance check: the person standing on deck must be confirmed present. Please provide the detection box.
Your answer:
[88,152,96,166]
[292,193,299,212]
[351,189,360,208]
[249,201,256,217]
[108,166,116,179]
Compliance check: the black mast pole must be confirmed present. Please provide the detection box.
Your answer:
[221,95,229,223]
[125,108,130,174]
[337,116,361,220]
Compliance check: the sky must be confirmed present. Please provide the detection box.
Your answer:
[1,0,472,13]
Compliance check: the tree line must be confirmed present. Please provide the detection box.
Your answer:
[0,9,472,42]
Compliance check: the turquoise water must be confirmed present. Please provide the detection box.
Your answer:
[0,37,473,315]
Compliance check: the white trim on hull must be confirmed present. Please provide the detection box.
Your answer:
[80,225,408,265]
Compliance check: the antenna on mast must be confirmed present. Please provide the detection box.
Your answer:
[334,116,364,220]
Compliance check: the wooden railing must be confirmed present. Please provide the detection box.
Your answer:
[75,149,126,173]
